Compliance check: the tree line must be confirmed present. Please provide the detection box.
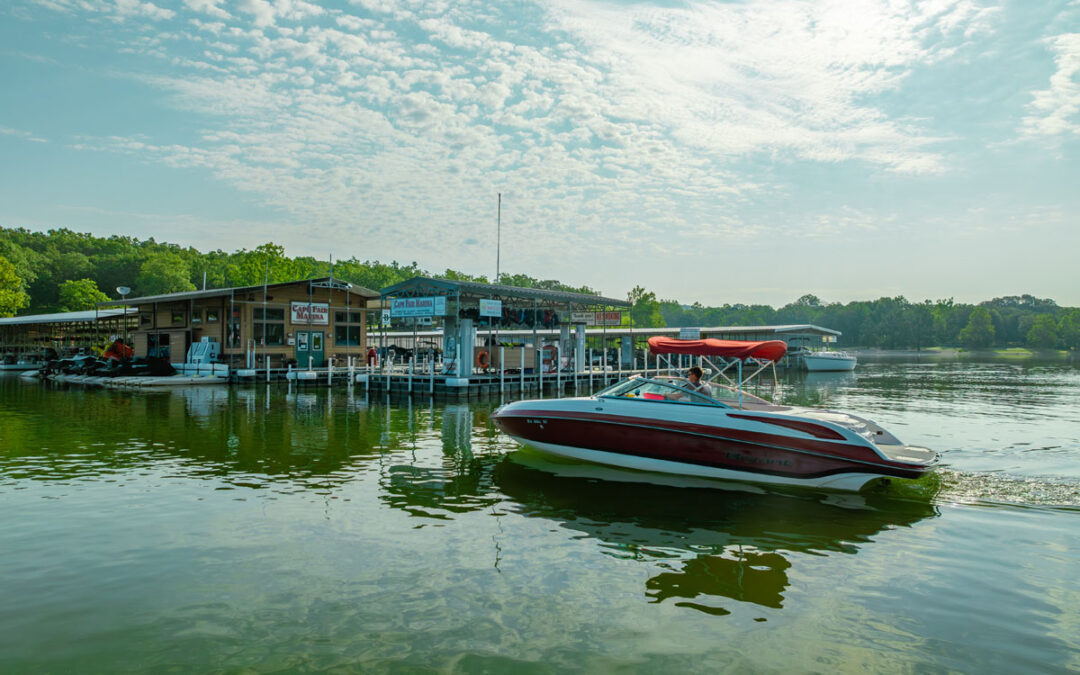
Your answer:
[0,226,597,315]
[2,227,1077,351]
[649,292,1080,351]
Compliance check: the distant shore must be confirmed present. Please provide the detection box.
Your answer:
[849,347,1076,359]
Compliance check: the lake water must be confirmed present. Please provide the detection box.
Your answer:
[2,356,1079,673]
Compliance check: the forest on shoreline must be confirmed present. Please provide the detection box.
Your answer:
[2,227,1078,351]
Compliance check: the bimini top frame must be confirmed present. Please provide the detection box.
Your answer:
[648,336,787,407]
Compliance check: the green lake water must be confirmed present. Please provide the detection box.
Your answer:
[2,357,1079,673]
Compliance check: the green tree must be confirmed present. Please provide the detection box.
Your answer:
[959,306,995,349]
[57,278,110,311]
[232,243,305,286]
[135,252,197,295]
[910,301,935,351]
[628,285,665,328]
[0,254,30,316]
[442,268,489,283]
[1059,310,1080,351]
[1025,314,1059,349]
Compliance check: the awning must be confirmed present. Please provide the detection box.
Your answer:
[648,337,788,362]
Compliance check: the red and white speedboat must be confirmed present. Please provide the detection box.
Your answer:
[492,337,937,492]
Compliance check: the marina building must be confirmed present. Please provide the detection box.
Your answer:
[97,278,378,370]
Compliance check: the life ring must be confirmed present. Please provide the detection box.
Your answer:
[476,349,490,369]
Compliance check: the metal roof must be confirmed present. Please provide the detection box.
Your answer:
[380,276,628,307]
[0,308,136,326]
[98,277,379,307]
[708,324,842,337]
[370,324,842,339]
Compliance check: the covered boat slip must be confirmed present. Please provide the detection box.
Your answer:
[372,323,841,371]
[0,308,138,368]
[369,276,632,396]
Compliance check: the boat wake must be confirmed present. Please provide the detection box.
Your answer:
[932,468,1080,509]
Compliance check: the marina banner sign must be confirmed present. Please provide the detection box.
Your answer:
[291,302,330,325]
[390,296,447,318]
[479,299,502,317]
[570,311,623,326]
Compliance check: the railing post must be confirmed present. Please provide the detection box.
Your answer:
[556,344,561,396]
[499,346,505,396]
[519,345,525,394]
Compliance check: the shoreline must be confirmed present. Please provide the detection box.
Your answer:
[848,347,1075,359]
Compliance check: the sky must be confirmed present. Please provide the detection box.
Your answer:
[1,0,1078,307]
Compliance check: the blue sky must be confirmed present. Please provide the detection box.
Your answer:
[1,0,1078,306]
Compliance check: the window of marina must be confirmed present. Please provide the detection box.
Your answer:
[334,311,365,346]
[254,307,285,346]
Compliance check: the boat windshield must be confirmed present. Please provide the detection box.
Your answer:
[596,377,725,407]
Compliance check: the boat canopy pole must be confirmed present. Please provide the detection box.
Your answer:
[738,359,743,408]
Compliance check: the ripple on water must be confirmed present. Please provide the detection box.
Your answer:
[934,468,1080,509]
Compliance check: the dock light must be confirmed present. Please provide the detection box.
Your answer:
[116,286,131,346]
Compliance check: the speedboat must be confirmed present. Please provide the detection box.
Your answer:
[492,337,937,492]
[803,350,857,372]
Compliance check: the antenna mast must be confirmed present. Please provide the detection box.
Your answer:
[496,193,501,284]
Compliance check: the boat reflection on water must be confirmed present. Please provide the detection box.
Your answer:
[495,452,940,617]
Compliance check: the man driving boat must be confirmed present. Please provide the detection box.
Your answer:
[683,366,710,394]
[665,366,710,400]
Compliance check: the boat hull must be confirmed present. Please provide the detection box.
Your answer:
[803,354,857,372]
[506,436,892,491]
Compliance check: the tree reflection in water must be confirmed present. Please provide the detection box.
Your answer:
[494,454,939,616]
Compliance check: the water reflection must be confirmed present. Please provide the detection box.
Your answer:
[1,382,398,488]
[495,454,938,616]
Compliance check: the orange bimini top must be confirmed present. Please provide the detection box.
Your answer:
[647,337,787,362]
[105,342,134,361]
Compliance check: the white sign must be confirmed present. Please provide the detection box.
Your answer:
[570,311,623,326]
[479,299,502,318]
[678,327,701,340]
[290,302,329,325]
[381,309,391,327]
[390,296,447,318]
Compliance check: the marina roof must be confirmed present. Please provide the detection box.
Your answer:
[98,277,379,307]
[380,276,628,307]
[0,308,136,326]
[372,324,842,338]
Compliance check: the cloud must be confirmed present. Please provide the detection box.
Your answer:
[1020,32,1080,140]
[0,126,48,143]
[183,0,230,20]
[545,0,996,174]
[36,0,176,21]
[18,0,1006,274]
